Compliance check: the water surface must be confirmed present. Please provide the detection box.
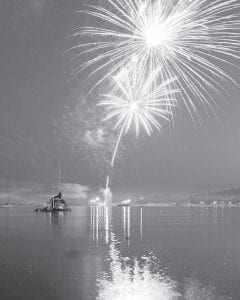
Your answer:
[0,205,240,299]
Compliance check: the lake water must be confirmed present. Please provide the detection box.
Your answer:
[0,205,240,299]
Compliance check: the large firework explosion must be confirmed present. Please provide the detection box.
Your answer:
[69,0,240,122]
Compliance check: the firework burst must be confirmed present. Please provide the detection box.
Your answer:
[99,68,178,187]
[100,69,177,137]
[69,0,240,121]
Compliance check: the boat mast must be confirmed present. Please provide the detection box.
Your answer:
[7,176,10,205]
[58,155,61,191]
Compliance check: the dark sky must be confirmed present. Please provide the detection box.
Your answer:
[0,0,240,190]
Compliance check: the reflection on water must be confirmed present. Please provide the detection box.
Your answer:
[90,205,232,300]
[48,211,66,237]
[183,278,231,300]
[91,205,132,245]
[49,211,64,227]
[98,233,179,300]
[122,206,131,243]
[0,206,238,299]
[90,205,112,245]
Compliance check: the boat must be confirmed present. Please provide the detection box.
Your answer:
[1,204,13,208]
[117,199,132,207]
[35,157,71,213]
[35,196,71,212]
[1,178,13,208]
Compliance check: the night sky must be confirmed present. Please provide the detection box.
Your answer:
[0,0,240,190]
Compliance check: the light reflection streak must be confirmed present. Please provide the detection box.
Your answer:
[91,205,144,245]
[97,233,231,300]
[48,211,66,238]
[92,205,95,240]
[123,206,126,237]
[90,205,92,234]
[97,233,179,300]
[49,211,52,226]
[49,211,64,227]
[90,205,112,245]
[122,206,131,244]
[127,207,130,244]
[104,206,110,244]
[89,205,230,299]
[96,205,99,244]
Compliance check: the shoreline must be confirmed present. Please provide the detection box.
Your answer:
[84,203,240,208]
[2,203,240,208]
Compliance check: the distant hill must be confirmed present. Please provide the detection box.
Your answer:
[189,188,240,204]
[210,188,240,197]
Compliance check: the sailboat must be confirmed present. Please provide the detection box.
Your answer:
[1,178,13,208]
[35,155,71,212]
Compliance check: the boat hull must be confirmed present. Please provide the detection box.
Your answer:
[35,207,71,212]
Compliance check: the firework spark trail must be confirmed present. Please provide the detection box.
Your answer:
[68,0,240,123]
[99,68,178,188]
